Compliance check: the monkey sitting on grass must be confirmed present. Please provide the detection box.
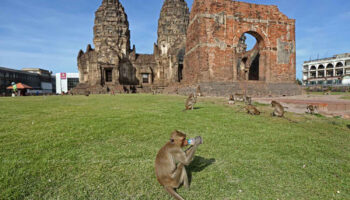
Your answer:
[184,93,197,111]
[155,130,203,200]
[245,104,260,115]
[228,95,235,105]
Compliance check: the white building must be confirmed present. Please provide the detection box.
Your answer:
[302,53,350,86]
[56,73,79,94]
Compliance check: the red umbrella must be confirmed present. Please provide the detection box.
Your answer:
[7,83,33,90]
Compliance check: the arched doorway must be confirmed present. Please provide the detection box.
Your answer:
[236,32,263,81]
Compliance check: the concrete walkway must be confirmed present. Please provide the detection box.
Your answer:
[255,95,350,119]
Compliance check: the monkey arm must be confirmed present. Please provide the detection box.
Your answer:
[184,146,193,154]
[174,145,198,166]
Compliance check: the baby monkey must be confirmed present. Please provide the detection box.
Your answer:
[245,105,260,115]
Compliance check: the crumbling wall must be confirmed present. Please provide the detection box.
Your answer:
[183,0,296,85]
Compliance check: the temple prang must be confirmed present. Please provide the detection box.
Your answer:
[73,0,301,96]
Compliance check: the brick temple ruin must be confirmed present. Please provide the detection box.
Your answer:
[73,0,301,96]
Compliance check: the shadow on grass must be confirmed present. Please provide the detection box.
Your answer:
[347,125,350,129]
[187,156,215,185]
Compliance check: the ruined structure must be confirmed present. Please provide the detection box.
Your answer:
[154,0,190,85]
[74,0,300,96]
[182,0,300,96]
[75,0,138,93]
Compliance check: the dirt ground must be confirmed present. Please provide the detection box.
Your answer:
[254,94,350,119]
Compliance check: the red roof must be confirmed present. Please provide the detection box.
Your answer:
[7,83,33,89]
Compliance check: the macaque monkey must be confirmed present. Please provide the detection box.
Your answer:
[323,90,331,95]
[244,96,252,105]
[306,104,318,114]
[234,93,245,102]
[196,85,202,97]
[184,93,197,110]
[85,91,90,97]
[228,95,235,105]
[155,130,202,200]
[271,100,285,117]
[245,105,260,115]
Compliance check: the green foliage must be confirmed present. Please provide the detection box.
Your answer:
[0,95,349,199]
[295,79,302,85]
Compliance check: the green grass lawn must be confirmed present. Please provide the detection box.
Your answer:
[0,95,349,200]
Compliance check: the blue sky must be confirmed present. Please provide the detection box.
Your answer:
[0,0,349,79]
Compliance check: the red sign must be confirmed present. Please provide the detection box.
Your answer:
[60,73,67,80]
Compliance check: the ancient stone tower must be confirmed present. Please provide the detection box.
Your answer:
[75,0,300,96]
[76,0,137,93]
[94,0,130,61]
[154,0,190,86]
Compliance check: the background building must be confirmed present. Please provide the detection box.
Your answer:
[302,53,350,86]
[0,66,55,96]
[56,73,79,94]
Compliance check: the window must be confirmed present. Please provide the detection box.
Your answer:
[142,74,149,83]
[67,78,79,90]
[105,69,112,82]
[336,62,344,67]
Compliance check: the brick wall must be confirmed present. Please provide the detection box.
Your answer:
[183,0,296,85]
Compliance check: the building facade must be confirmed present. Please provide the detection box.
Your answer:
[73,0,300,96]
[0,67,55,96]
[56,73,79,94]
[302,53,350,85]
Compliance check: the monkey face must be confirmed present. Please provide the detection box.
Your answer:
[182,138,188,147]
[170,130,188,147]
[271,101,277,107]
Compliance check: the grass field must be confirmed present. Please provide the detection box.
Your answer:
[0,94,349,200]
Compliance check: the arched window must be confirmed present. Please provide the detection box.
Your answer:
[336,62,343,67]
[326,64,334,68]
[318,65,325,70]
[310,66,316,70]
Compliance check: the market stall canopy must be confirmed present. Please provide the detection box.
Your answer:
[7,83,33,90]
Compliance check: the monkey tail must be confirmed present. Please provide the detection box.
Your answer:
[164,186,185,200]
